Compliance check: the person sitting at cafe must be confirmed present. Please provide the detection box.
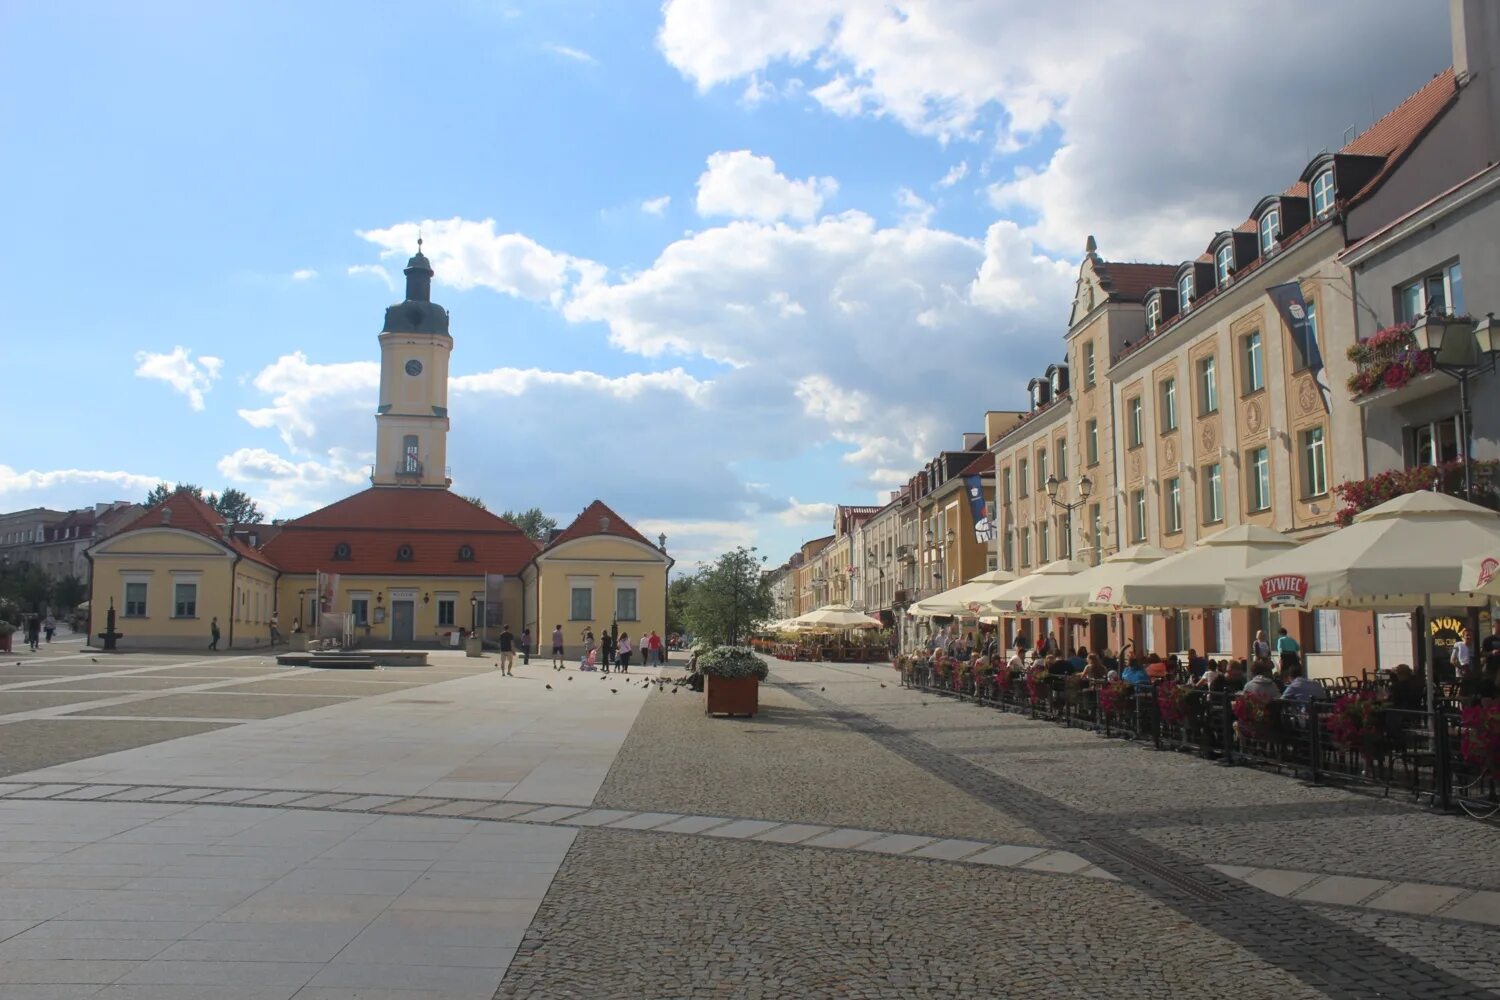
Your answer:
[1080,653,1107,681]
[1385,663,1425,711]
[1121,658,1150,687]
[1243,659,1281,698]
[1186,648,1208,679]
[1068,646,1088,673]
[1280,666,1326,704]
[1144,654,1169,682]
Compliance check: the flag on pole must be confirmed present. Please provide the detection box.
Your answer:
[964,474,997,543]
[1266,282,1331,412]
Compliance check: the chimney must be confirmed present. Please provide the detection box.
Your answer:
[1452,0,1500,165]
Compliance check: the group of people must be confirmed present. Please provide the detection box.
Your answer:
[544,625,667,673]
[17,614,61,651]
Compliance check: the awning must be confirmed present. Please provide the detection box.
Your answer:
[908,570,1017,617]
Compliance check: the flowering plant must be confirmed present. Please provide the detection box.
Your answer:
[1156,681,1194,725]
[1324,692,1384,751]
[1025,668,1051,705]
[1458,704,1500,772]
[1346,323,1427,399]
[1098,680,1135,718]
[995,666,1015,693]
[1332,460,1500,526]
[1232,692,1275,741]
[698,645,769,681]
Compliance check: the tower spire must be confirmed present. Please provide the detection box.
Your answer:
[403,240,434,302]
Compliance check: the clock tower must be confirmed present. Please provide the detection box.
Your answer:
[373,242,452,488]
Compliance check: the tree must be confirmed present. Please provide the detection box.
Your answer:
[667,576,697,635]
[144,483,263,524]
[52,574,87,610]
[0,563,53,613]
[500,507,558,542]
[681,546,771,647]
[206,488,263,525]
[462,495,488,511]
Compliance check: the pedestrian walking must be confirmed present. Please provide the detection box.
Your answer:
[269,613,283,645]
[519,626,531,666]
[43,615,56,643]
[24,615,40,651]
[601,630,615,671]
[616,632,632,672]
[551,624,565,668]
[1275,627,1301,673]
[498,624,516,676]
[647,629,662,666]
[209,617,221,651]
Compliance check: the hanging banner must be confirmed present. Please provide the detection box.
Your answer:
[964,475,997,543]
[315,571,339,612]
[484,573,504,630]
[1266,282,1331,412]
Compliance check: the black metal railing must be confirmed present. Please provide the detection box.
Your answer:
[897,661,1499,822]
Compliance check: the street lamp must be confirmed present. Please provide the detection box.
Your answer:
[1410,312,1498,501]
[1046,473,1094,563]
[469,595,477,636]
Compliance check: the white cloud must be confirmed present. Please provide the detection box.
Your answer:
[237,352,380,451]
[216,447,369,517]
[347,264,395,291]
[290,268,318,281]
[450,366,710,402]
[777,498,835,526]
[641,195,672,216]
[0,464,160,497]
[658,0,1451,260]
[694,150,837,223]
[895,187,933,227]
[936,161,968,188]
[633,517,759,568]
[356,217,601,305]
[548,44,597,64]
[133,346,224,412]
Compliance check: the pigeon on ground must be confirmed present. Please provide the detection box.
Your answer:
[820,687,825,692]
[545,684,552,690]
[880,683,887,688]
[91,658,98,663]
[610,688,618,694]
[671,687,678,694]
[567,676,573,682]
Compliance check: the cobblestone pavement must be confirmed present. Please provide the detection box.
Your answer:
[495,659,1499,999]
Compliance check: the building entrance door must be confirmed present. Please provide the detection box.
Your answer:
[391,601,415,643]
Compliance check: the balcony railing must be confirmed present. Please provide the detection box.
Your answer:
[396,458,424,478]
[1333,460,1498,526]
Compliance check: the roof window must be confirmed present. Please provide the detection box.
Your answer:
[1312,169,1336,217]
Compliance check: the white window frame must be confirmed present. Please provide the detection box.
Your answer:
[1311,169,1336,216]
[1056,438,1068,481]
[172,581,198,619]
[1199,356,1218,415]
[1249,447,1271,512]
[615,577,642,622]
[568,576,596,621]
[1301,426,1328,499]
[1020,526,1031,567]
[349,593,370,626]
[1178,273,1194,313]
[1161,377,1178,432]
[1038,520,1050,563]
[1259,208,1280,255]
[1165,477,1182,534]
[1036,448,1048,491]
[1203,463,1224,525]
[1243,331,1264,394]
[1002,467,1012,503]
[1313,609,1342,653]
[436,591,458,627]
[122,574,150,618]
[1086,419,1099,467]
[1018,458,1030,497]
[1146,296,1161,331]
[1131,489,1147,543]
[1215,245,1234,288]
[1397,261,1465,322]
[1128,397,1143,448]
[1083,341,1096,387]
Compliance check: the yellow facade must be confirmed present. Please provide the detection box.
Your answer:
[274,573,524,648]
[89,526,277,650]
[523,535,669,656]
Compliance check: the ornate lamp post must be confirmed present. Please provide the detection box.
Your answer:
[1045,473,1094,563]
[1410,313,1498,501]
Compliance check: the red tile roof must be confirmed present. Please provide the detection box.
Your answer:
[1340,68,1458,207]
[117,492,276,568]
[958,452,995,477]
[262,487,538,576]
[543,499,656,552]
[1094,262,1179,302]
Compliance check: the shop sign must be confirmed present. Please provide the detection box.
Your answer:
[1258,574,1308,606]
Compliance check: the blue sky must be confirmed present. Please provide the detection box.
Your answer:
[0,1,1451,567]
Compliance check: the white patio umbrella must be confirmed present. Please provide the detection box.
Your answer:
[986,559,1091,613]
[1458,551,1500,594]
[1222,491,1500,768]
[909,569,1018,617]
[1119,524,1300,610]
[1022,545,1169,614]
[787,604,883,630]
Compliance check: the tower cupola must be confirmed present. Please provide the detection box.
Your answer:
[404,239,434,302]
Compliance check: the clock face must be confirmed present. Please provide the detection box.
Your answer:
[404,359,423,377]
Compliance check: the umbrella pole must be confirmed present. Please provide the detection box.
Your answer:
[1422,596,1448,809]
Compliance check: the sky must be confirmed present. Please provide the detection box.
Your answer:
[0,0,1453,569]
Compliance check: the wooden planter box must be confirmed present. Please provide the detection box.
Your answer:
[705,675,759,717]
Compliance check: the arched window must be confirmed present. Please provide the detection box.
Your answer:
[1259,208,1280,255]
[396,544,414,561]
[457,544,475,562]
[1178,273,1194,313]
[401,435,420,475]
[1215,245,1234,288]
[1146,295,1161,331]
[333,542,351,560]
[1311,169,1336,216]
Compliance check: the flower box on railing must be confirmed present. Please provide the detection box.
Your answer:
[1332,460,1499,526]
[1346,322,1433,400]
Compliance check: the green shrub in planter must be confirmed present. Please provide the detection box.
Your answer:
[0,621,15,636]
[697,644,768,681]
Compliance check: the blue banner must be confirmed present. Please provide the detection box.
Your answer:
[1266,282,1331,412]
[964,475,996,543]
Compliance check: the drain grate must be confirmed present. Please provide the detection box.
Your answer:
[1087,839,1226,903]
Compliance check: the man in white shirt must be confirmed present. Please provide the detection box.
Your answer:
[1450,635,1472,676]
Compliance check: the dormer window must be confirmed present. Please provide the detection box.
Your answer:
[1311,169,1335,217]
[1146,296,1161,332]
[1215,245,1234,288]
[396,544,414,561]
[333,542,352,560]
[1259,208,1280,256]
[457,544,475,562]
[1178,273,1194,314]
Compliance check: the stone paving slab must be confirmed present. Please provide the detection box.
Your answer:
[604,811,680,830]
[751,822,831,844]
[853,833,935,855]
[908,837,990,861]
[1289,874,1395,906]
[701,818,783,839]
[803,827,883,849]
[967,844,1048,867]
[653,814,729,835]
[1366,881,1468,916]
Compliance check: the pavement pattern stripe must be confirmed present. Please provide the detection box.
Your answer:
[771,676,1498,1000]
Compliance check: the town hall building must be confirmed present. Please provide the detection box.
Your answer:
[87,246,671,653]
